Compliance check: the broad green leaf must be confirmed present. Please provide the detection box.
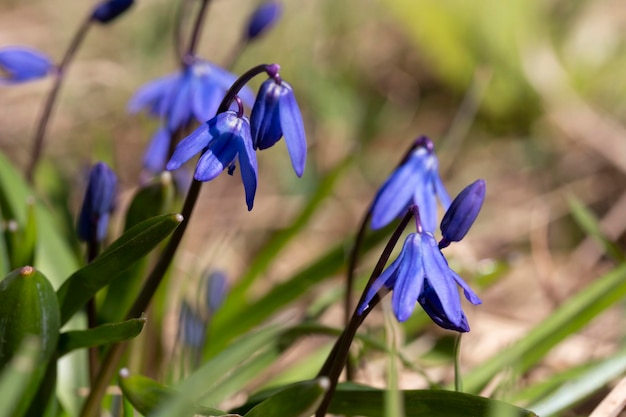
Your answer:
[234,383,536,417]
[118,369,225,417]
[0,267,60,417]
[463,263,626,393]
[99,174,173,324]
[331,385,536,417]
[568,194,625,262]
[58,317,146,356]
[56,213,183,324]
[244,378,329,417]
[0,336,41,417]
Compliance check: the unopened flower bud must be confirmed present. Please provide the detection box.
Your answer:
[91,0,134,24]
[77,162,117,243]
[439,179,485,247]
[245,1,282,41]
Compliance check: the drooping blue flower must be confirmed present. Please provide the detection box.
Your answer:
[0,47,54,85]
[142,126,171,173]
[205,270,228,315]
[178,301,207,349]
[166,109,258,210]
[77,162,117,243]
[250,65,306,176]
[91,0,134,24]
[128,59,255,132]
[370,136,450,232]
[245,1,282,41]
[358,212,481,331]
[439,179,486,248]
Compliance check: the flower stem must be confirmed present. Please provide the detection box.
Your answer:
[454,333,463,392]
[26,16,92,183]
[316,209,415,417]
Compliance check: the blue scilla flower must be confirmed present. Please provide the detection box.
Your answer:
[166,105,258,210]
[128,60,255,132]
[91,0,134,24]
[440,179,486,248]
[250,64,306,177]
[245,1,282,41]
[178,301,207,349]
[142,126,170,174]
[77,162,117,243]
[370,136,451,233]
[205,270,228,315]
[0,46,54,85]
[358,208,481,331]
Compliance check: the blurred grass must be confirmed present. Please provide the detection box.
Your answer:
[1,0,626,415]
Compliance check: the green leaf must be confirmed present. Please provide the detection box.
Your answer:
[3,199,37,269]
[462,263,626,394]
[528,349,626,416]
[244,378,329,417]
[206,226,393,358]
[118,369,225,417]
[0,336,41,417]
[0,267,60,417]
[328,385,537,417]
[56,213,183,324]
[58,316,147,356]
[568,194,625,262]
[99,174,174,324]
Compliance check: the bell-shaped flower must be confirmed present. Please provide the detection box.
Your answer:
[358,214,481,331]
[166,109,258,210]
[370,136,450,233]
[0,47,54,85]
[128,59,255,132]
[91,0,134,24]
[77,162,118,243]
[439,179,486,248]
[250,66,306,177]
[245,1,282,41]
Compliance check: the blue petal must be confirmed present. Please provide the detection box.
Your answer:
[371,153,426,230]
[449,269,482,305]
[279,84,307,177]
[414,170,439,233]
[250,79,282,150]
[434,173,452,210]
[420,233,464,327]
[127,73,178,115]
[246,1,282,40]
[0,47,53,84]
[166,123,211,170]
[236,119,258,210]
[143,127,171,173]
[202,62,255,108]
[419,281,470,332]
[168,74,193,131]
[357,250,403,315]
[192,75,221,123]
[194,133,239,182]
[391,234,424,322]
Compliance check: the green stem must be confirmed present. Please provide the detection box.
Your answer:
[26,16,92,183]
[454,333,463,392]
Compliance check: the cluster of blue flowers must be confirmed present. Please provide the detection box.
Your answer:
[360,137,486,332]
[164,63,306,211]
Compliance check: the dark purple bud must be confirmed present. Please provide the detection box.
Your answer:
[440,179,485,248]
[245,1,282,41]
[77,162,117,243]
[91,0,134,24]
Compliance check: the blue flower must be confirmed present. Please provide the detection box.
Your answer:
[245,1,282,41]
[166,110,258,210]
[370,136,450,232]
[91,0,134,24]
[142,126,171,173]
[77,162,117,243]
[178,301,207,349]
[440,179,486,248]
[0,46,54,85]
[205,270,228,315]
[250,67,306,177]
[128,60,255,132]
[358,215,481,331]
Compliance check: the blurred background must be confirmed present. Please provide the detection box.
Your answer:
[2,0,626,414]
